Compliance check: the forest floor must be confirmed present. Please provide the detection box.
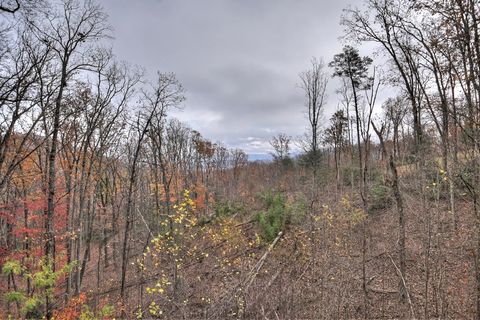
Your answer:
[72,169,478,319]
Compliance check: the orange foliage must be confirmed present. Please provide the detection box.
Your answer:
[53,293,87,320]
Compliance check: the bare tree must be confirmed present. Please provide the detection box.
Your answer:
[299,58,328,172]
[330,45,373,318]
[342,0,425,157]
[0,31,50,191]
[25,2,110,317]
[372,118,408,305]
[120,72,184,301]
[383,96,407,160]
[270,133,291,163]
[324,110,348,193]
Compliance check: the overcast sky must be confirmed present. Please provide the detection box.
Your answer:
[102,0,359,155]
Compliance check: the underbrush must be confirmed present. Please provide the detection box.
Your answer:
[256,192,290,242]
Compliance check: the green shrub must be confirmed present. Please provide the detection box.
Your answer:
[198,200,246,226]
[4,291,24,303]
[369,183,392,211]
[214,200,245,218]
[2,260,22,275]
[279,156,294,169]
[99,304,115,318]
[342,166,383,187]
[78,303,115,320]
[79,305,95,320]
[256,192,289,242]
[342,166,361,186]
[2,258,75,319]
[22,297,41,318]
[288,195,306,226]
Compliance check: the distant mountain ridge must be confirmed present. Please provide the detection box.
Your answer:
[247,153,272,162]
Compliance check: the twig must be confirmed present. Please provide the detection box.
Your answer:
[136,207,153,238]
[368,287,398,294]
[244,231,283,291]
[209,231,284,319]
[388,254,415,319]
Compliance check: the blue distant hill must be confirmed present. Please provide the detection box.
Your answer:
[247,153,272,162]
[247,152,302,162]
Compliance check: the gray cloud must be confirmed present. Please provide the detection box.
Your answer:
[102,0,355,154]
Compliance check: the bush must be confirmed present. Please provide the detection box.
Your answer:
[423,160,450,200]
[198,200,246,226]
[342,166,361,187]
[256,192,289,242]
[298,150,322,168]
[214,200,245,219]
[400,153,417,165]
[342,165,383,187]
[2,258,74,319]
[288,194,307,226]
[369,183,392,211]
[4,291,24,303]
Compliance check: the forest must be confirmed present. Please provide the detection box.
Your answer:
[1,0,480,319]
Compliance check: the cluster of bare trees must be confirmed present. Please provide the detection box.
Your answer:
[288,0,480,318]
[295,0,480,318]
[0,1,252,318]
[347,0,480,317]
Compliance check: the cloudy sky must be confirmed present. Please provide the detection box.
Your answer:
[102,0,359,155]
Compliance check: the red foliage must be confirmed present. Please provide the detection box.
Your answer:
[25,197,46,212]
[53,293,87,320]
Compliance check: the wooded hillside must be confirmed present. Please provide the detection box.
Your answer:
[1,0,480,319]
